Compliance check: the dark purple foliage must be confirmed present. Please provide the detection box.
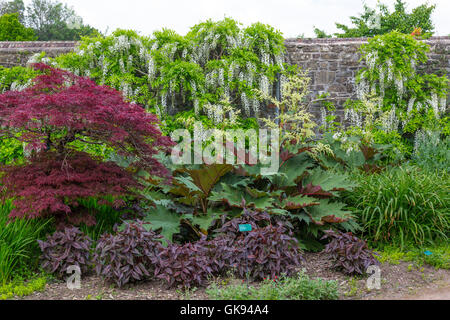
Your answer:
[152,241,213,288]
[216,208,271,242]
[37,227,92,277]
[195,236,231,275]
[321,229,380,275]
[226,223,303,280]
[89,208,303,289]
[93,221,163,288]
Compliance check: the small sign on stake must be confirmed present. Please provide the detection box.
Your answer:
[239,224,252,290]
[239,224,252,232]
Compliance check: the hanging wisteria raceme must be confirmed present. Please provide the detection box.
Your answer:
[321,108,327,129]
[9,80,31,92]
[352,31,449,138]
[439,97,447,114]
[252,98,260,116]
[241,92,250,116]
[429,92,440,117]
[344,108,362,128]
[407,97,416,115]
[35,19,292,124]
[382,107,400,133]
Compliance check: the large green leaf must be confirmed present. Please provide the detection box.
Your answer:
[171,164,233,204]
[305,199,352,225]
[141,205,181,244]
[174,176,202,193]
[281,195,320,210]
[303,168,356,192]
[209,184,274,210]
[269,153,311,187]
[184,209,219,234]
[186,164,233,196]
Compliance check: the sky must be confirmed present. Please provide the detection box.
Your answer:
[23,0,450,38]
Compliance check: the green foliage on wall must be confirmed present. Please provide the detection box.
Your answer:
[356,31,448,135]
[37,18,297,124]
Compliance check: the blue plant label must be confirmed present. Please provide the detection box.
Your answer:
[424,251,433,256]
[239,224,252,232]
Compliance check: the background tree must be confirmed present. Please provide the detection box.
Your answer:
[0,12,36,41]
[25,0,100,40]
[0,0,25,23]
[313,26,331,38]
[315,0,436,38]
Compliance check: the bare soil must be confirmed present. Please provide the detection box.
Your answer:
[19,252,450,300]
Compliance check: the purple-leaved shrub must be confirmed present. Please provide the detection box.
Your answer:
[38,227,92,277]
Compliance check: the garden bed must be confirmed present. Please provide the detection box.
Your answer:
[18,252,450,300]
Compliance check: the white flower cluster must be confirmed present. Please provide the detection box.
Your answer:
[424,93,447,118]
[10,80,31,92]
[344,108,362,128]
[381,107,399,132]
[394,76,404,98]
[204,102,224,124]
[413,129,440,155]
[439,97,447,113]
[356,78,370,100]
[120,82,132,99]
[365,52,378,71]
[113,35,131,52]
[27,53,43,64]
[260,75,271,97]
[429,92,439,117]
[161,92,167,113]
[241,92,250,115]
[320,108,327,128]
[218,68,225,87]
[193,99,200,114]
[252,98,260,115]
[147,56,156,81]
[407,97,416,115]
[261,52,271,66]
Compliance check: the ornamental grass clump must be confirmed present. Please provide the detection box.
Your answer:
[347,166,449,247]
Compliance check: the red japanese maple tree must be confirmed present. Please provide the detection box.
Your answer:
[0,63,173,226]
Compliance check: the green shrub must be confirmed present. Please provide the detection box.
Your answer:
[0,65,40,93]
[206,272,339,300]
[346,166,449,247]
[0,138,23,165]
[0,276,46,300]
[375,244,449,270]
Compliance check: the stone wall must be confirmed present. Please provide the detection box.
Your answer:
[1,37,449,121]
[284,36,450,121]
[0,41,76,68]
